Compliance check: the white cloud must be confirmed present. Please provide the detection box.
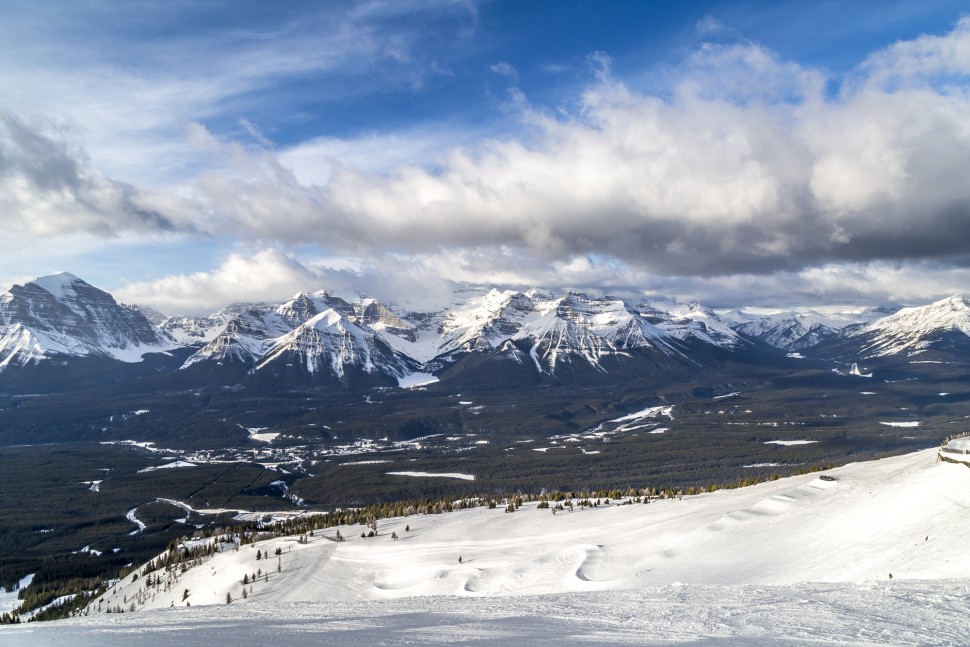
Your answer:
[172,20,970,279]
[168,21,967,279]
[695,15,728,36]
[115,249,333,316]
[0,112,188,241]
[5,12,970,312]
[541,63,571,74]
[490,61,518,77]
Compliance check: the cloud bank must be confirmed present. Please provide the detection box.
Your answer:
[5,13,970,313]
[178,18,970,278]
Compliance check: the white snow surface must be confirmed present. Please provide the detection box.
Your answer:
[386,471,476,480]
[8,449,970,644]
[513,293,682,373]
[0,574,33,615]
[137,461,197,473]
[397,372,439,388]
[853,294,970,357]
[0,273,178,366]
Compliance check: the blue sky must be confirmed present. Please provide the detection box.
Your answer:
[1,1,969,314]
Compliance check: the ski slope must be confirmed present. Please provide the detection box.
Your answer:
[4,448,970,645]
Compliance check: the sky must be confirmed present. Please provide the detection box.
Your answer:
[1,0,969,315]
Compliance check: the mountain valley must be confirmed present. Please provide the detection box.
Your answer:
[3,274,970,624]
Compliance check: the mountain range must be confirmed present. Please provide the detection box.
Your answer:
[6,272,970,393]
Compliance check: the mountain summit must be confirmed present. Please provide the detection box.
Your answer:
[0,273,174,370]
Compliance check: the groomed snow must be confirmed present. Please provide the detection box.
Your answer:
[9,449,970,645]
[8,582,970,646]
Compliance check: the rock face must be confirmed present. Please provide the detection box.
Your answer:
[0,273,173,369]
[728,307,895,352]
[15,272,966,390]
[842,295,970,358]
[510,292,681,374]
[734,316,841,352]
[254,309,419,384]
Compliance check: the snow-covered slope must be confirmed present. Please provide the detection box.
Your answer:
[156,305,250,346]
[512,293,682,373]
[14,272,965,387]
[181,292,421,384]
[847,294,970,357]
[254,308,418,381]
[18,578,967,646]
[437,289,538,355]
[100,449,970,608]
[640,299,747,349]
[724,306,896,352]
[57,448,970,646]
[0,273,175,368]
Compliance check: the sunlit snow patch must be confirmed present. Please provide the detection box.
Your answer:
[879,421,920,428]
[386,471,475,480]
[610,405,673,423]
[138,461,197,473]
[0,573,33,614]
[398,372,439,388]
[849,363,872,377]
[764,440,818,446]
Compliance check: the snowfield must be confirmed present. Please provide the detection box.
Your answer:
[4,449,970,645]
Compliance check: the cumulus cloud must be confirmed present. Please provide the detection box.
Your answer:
[176,18,970,278]
[8,14,970,313]
[114,249,334,316]
[695,16,729,36]
[489,61,518,77]
[0,112,187,243]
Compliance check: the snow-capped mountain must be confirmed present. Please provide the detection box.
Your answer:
[179,291,423,386]
[728,307,893,351]
[157,304,254,346]
[842,294,970,358]
[254,308,419,383]
[181,292,354,369]
[0,273,175,370]
[510,292,683,374]
[9,271,967,390]
[640,299,747,349]
[437,289,539,356]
